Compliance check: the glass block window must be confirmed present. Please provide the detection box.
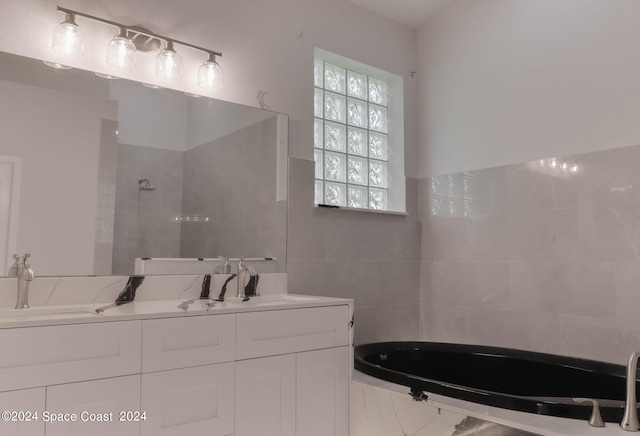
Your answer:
[314,58,390,210]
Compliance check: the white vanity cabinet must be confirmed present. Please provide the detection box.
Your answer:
[0,298,352,436]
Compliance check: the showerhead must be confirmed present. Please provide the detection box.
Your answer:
[138,178,156,191]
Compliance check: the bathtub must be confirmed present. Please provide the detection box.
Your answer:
[354,342,638,427]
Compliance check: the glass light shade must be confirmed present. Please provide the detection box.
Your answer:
[156,42,183,79]
[198,54,223,89]
[52,14,84,57]
[107,29,136,70]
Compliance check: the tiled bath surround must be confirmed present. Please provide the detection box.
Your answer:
[287,157,421,345]
[420,144,640,365]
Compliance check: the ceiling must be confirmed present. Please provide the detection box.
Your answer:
[348,0,453,29]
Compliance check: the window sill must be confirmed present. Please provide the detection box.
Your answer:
[315,204,407,216]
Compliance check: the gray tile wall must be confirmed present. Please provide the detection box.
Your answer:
[288,157,421,344]
[420,145,640,364]
[181,117,286,270]
[112,117,285,275]
[112,144,184,275]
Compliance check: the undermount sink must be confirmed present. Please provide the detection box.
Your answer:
[0,305,97,318]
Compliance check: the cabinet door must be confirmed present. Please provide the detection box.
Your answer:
[45,375,141,436]
[235,354,295,436]
[296,347,349,436]
[0,388,45,436]
[141,363,234,436]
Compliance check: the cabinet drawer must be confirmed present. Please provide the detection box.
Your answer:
[142,314,235,372]
[236,305,349,360]
[0,321,141,392]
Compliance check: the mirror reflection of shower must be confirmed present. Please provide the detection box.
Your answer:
[138,178,156,191]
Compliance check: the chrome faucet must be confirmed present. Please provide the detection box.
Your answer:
[621,351,640,431]
[214,256,231,274]
[8,254,34,309]
[236,257,256,300]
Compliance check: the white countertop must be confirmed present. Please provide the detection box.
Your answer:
[0,294,352,329]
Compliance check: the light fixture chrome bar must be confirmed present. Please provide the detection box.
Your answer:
[56,6,222,57]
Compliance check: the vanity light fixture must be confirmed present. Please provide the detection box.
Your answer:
[51,12,84,57]
[50,6,223,91]
[198,53,223,89]
[156,41,182,80]
[106,27,136,70]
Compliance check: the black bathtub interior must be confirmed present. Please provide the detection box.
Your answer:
[354,341,640,423]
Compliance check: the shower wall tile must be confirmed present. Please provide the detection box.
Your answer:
[360,261,420,307]
[288,157,315,209]
[506,210,556,260]
[551,150,611,209]
[287,157,421,343]
[288,259,365,305]
[393,220,421,261]
[421,142,640,364]
[509,261,569,313]
[112,143,184,275]
[287,207,328,260]
[431,261,510,309]
[419,304,469,344]
[506,163,557,212]
[556,205,640,262]
[463,167,508,215]
[422,217,470,261]
[180,117,283,263]
[559,315,640,365]
[327,213,397,262]
[353,304,419,345]
[466,214,509,260]
[614,262,640,320]
[469,310,562,355]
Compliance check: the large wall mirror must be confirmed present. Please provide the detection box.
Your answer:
[0,51,288,276]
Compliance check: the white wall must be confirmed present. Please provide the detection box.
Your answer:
[110,80,189,151]
[418,0,640,177]
[0,0,419,176]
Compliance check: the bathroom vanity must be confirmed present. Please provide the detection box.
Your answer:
[0,276,352,436]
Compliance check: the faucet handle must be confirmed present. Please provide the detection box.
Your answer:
[574,398,605,427]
